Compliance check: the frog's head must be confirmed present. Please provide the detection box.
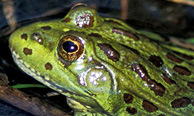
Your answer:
[9,6,123,114]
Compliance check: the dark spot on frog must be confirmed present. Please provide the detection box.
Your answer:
[174,51,193,60]
[149,55,163,67]
[112,28,139,41]
[123,93,133,104]
[75,14,94,28]
[31,32,43,44]
[23,48,32,56]
[104,19,122,26]
[45,62,52,70]
[187,82,194,89]
[142,100,158,112]
[161,73,175,85]
[126,106,137,115]
[41,26,52,30]
[171,97,191,108]
[173,65,191,76]
[61,17,71,22]
[21,33,27,40]
[120,44,140,55]
[132,63,165,96]
[98,43,120,62]
[88,33,102,38]
[166,53,183,63]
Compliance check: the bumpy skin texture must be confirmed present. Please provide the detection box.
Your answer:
[9,6,194,116]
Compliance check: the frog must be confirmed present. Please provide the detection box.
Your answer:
[9,6,194,116]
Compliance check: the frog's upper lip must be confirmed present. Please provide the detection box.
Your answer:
[10,49,76,95]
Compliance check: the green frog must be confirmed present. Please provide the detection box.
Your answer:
[9,6,194,116]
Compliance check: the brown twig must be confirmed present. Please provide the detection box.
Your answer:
[121,0,128,20]
[168,0,194,6]
[0,73,70,116]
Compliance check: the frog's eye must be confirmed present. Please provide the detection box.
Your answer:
[62,41,78,53]
[58,35,84,61]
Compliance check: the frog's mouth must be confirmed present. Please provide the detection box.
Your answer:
[10,49,76,95]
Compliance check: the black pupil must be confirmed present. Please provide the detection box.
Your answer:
[62,41,78,53]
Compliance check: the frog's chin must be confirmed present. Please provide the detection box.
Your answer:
[10,49,73,95]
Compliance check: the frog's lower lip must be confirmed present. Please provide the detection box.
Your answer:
[10,49,73,94]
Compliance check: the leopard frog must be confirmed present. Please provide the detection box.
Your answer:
[9,6,194,116]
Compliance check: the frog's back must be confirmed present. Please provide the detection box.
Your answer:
[93,20,194,115]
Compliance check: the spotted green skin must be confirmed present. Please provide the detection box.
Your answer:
[9,6,194,116]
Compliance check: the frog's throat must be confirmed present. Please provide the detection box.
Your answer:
[10,49,73,95]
